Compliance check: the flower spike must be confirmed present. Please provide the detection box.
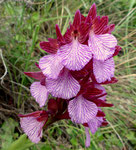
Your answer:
[19,3,120,147]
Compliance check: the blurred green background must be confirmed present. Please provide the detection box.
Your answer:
[0,0,136,150]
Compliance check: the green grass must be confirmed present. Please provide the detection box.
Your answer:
[0,0,136,150]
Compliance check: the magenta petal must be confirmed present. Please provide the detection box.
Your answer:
[113,45,122,57]
[85,127,91,147]
[40,41,58,54]
[88,118,98,134]
[89,33,117,61]
[94,84,106,101]
[87,3,97,21]
[68,95,98,124]
[94,16,109,34]
[108,24,115,34]
[58,40,92,71]
[88,117,103,134]
[20,116,45,143]
[97,117,104,127]
[73,10,81,28]
[93,58,115,83]
[35,62,40,69]
[46,69,80,99]
[30,82,48,107]
[39,54,64,79]
[24,72,45,80]
[56,24,65,44]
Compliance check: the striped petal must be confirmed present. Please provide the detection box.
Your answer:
[20,116,45,143]
[39,54,64,79]
[46,69,80,99]
[88,117,103,134]
[93,58,115,83]
[68,95,98,124]
[30,82,48,107]
[89,33,117,61]
[58,40,92,71]
[88,118,98,134]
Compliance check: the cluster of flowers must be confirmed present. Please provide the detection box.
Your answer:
[19,3,121,147]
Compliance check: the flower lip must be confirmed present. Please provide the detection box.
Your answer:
[88,33,117,61]
[93,58,115,83]
[30,82,48,107]
[58,39,92,71]
[68,95,98,124]
[39,54,64,79]
[19,110,48,144]
[46,68,80,99]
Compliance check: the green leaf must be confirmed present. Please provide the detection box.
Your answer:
[1,118,19,150]
[41,145,52,150]
[7,134,35,150]
[70,137,78,146]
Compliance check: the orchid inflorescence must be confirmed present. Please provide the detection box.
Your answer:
[19,3,121,147]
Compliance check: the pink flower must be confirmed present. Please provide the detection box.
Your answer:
[30,80,48,107]
[86,3,117,61]
[57,10,92,71]
[24,71,49,107]
[68,83,104,124]
[19,111,48,143]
